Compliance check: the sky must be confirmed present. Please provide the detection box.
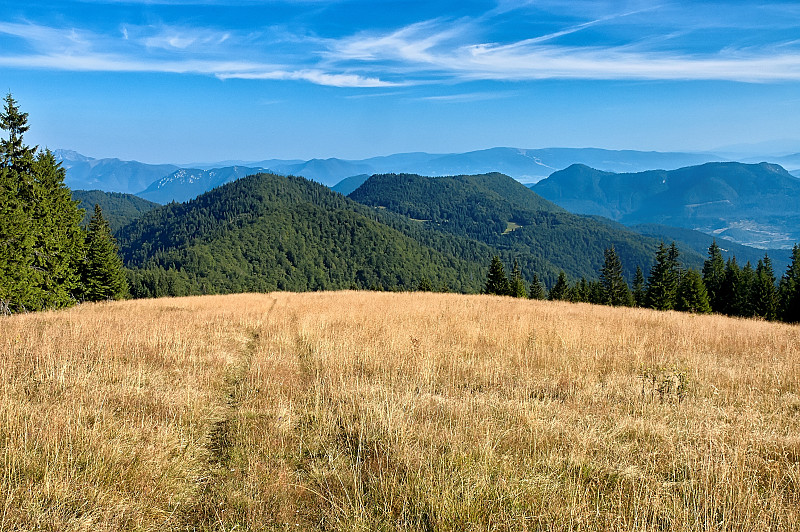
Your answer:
[1,0,800,163]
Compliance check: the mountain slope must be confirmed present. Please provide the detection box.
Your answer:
[348,172,704,284]
[532,162,800,248]
[117,173,490,296]
[71,190,160,232]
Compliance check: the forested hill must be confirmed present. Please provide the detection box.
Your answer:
[349,172,705,283]
[72,190,159,232]
[116,172,496,297]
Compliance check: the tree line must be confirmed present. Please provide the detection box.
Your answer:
[482,240,800,323]
[0,94,128,314]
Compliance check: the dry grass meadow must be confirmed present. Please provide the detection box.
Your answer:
[1,291,799,531]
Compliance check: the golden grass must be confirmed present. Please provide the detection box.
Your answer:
[1,291,799,530]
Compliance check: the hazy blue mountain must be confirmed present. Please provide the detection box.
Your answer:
[332,174,371,196]
[55,146,728,197]
[765,153,800,172]
[532,162,800,249]
[56,151,179,194]
[71,189,160,232]
[137,166,265,203]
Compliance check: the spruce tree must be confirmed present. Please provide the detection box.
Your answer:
[528,272,546,300]
[0,94,45,311]
[0,94,87,312]
[779,244,800,323]
[548,271,570,301]
[645,242,680,310]
[719,257,751,317]
[632,265,646,307]
[675,269,711,313]
[703,240,726,312]
[30,149,85,308]
[752,255,777,320]
[484,256,510,296]
[82,204,129,302]
[600,246,631,306]
[509,259,527,298]
[416,277,433,292]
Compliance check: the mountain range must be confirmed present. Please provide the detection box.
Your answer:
[531,162,800,249]
[57,147,736,200]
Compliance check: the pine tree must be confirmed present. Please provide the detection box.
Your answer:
[528,273,546,300]
[30,149,85,308]
[675,269,711,313]
[632,265,646,307]
[81,204,129,301]
[751,255,777,320]
[600,246,632,306]
[416,277,433,292]
[702,240,725,312]
[484,256,510,296]
[645,242,680,310]
[0,94,40,311]
[0,93,86,312]
[548,271,570,301]
[509,259,527,298]
[719,257,752,317]
[779,244,800,323]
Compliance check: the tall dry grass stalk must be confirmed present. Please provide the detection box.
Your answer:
[1,292,798,530]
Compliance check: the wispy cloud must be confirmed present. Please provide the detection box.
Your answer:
[2,3,800,88]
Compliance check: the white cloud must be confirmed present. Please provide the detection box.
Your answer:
[3,9,800,88]
[216,69,398,88]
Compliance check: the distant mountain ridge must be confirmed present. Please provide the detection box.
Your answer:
[532,162,800,249]
[56,147,728,201]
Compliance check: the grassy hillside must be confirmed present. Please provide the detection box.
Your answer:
[2,292,798,530]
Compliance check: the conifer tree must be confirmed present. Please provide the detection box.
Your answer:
[632,265,646,307]
[675,269,711,313]
[719,257,752,317]
[572,277,590,303]
[752,255,777,320]
[703,240,726,312]
[484,256,510,296]
[509,259,527,298]
[82,204,129,301]
[548,271,570,301]
[0,93,88,312]
[645,242,680,310]
[416,277,433,292]
[30,149,85,308]
[0,95,38,307]
[600,246,632,306]
[779,244,800,323]
[528,273,546,300]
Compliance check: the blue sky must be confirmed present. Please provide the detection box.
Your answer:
[2,0,799,163]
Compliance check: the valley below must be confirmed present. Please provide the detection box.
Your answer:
[3,291,799,530]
